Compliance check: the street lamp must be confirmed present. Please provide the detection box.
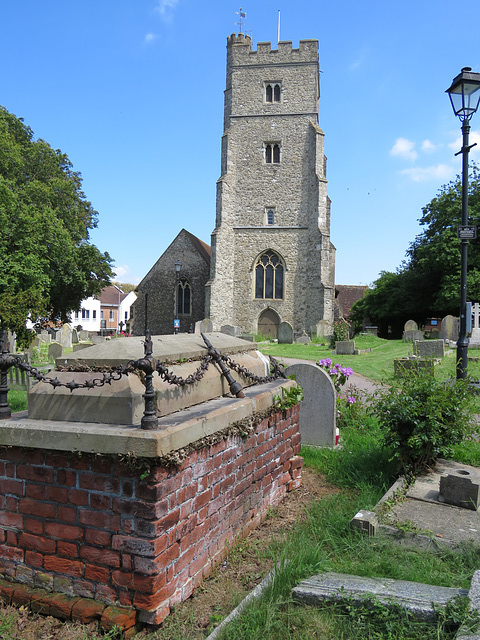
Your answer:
[174,261,182,334]
[446,67,480,380]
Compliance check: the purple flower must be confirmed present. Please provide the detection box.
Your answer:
[347,396,356,404]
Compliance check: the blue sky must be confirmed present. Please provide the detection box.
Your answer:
[2,1,480,287]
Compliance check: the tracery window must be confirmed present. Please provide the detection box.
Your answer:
[266,208,275,225]
[177,277,192,316]
[265,143,280,164]
[254,250,284,300]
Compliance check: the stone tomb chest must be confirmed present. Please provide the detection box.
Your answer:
[28,333,268,425]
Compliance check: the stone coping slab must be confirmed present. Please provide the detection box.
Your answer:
[55,332,258,367]
[0,379,294,458]
[293,571,468,620]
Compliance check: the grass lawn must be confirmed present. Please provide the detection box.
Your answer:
[259,334,480,383]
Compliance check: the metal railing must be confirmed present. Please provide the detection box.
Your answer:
[0,330,286,428]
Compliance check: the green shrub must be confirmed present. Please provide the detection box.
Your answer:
[329,318,350,348]
[372,371,478,474]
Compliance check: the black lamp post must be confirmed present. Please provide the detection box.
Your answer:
[446,67,480,380]
[174,261,182,334]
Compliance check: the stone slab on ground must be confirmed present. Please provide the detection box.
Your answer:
[293,571,467,620]
[56,332,258,367]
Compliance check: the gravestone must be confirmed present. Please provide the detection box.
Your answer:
[403,330,423,343]
[404,320,418,332]
[91,335,107,344]
[39,331,51,344]
[285,363,336,447]
[440,315,458,342]
[335,340,355,355]
[73,343,92,352]
[48,342,63,360]
[195,318,213,334]
[278,322,294,344]
[72,329,79,344]
[394,357,434,377]
[78,330,90,341]
[413,339,445,359]
[295,331,311,345]
[220,324,241,337]
[470,303,480,347]
[316,319,330,339]
[60,324,73,349]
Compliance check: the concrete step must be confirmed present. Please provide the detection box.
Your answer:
[292,571,468,620]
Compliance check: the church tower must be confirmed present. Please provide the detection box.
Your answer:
[206,33,335,338]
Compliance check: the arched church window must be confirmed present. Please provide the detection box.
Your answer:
[265,82,281,103]
[265,143,280,164]
[177,277,192,315]
[266,208,275,225]
[255,250,284,300]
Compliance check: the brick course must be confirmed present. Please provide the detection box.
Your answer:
[0,405,302,629]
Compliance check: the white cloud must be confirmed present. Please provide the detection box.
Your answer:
[390,137,418,162]
[449,130,480,158]
[144,32,158,44]
[399,164,454,183]
[421,139,437,153]
[154,0,179,22]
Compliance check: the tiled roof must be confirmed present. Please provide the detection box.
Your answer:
[335,285,368,318]
[100,286,129,306]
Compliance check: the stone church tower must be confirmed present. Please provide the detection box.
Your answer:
[206,33,335,337]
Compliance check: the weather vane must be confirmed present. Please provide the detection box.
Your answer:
[235,7,246,33]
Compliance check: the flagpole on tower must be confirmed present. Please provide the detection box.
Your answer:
[277,10,280,44]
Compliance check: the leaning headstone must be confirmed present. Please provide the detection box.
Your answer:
[440,315,458,342]
[220,324,241,337]
[195,318,213,334]
[335,340,355,355]
[60,324,73,349]
[404,320,418,332]
[278,322,294,344]
[72,329,79,344]
[295,331,311,345]
[285,363,336,447]
[414,339,445,359]
[48,342,63,360]
[403,329,423,343]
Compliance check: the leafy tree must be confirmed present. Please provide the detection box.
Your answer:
[351,166,480,336]
[0,106,113,346]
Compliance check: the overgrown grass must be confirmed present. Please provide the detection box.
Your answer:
[215,395,480,640]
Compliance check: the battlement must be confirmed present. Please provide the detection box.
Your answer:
[227,34,318,65]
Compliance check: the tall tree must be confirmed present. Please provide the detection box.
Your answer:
[0,106,113,346]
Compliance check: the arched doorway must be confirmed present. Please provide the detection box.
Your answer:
[258,308,280,339]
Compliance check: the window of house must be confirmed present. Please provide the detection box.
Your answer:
[177,277,192,316]
[81,309,90,320]
[92,310,96,319]
[74,312,79,320]
[265,143,280,164]
[109,310,115,321]
[254,250,284,299]
[265,82,281,103]
[101,310,104,319]
[125,311,128,321]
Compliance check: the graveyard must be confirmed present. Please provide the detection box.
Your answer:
[1,327,480,639]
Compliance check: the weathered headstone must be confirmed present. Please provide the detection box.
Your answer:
[60,324,73,349]
[285,363,336,447]
[295,331,311,345]
[72,329,79,344]
[73,343,92,352]
[195,318,213,334]
[470,303,480,346]
[220,324,241,337]
[394,357,434,377]
[91,335,107,344]
[335,340,355,355]
[413,339,445,359]
[440,315,458,342]
[78,330,90,341]
[316,319,330,339]
[39,330,51,344]
[404,320,418,332]
[278,321,294,344]
[48,342,63,360]
[403,330,423,343]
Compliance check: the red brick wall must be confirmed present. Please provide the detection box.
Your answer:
[0,406,302,625]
